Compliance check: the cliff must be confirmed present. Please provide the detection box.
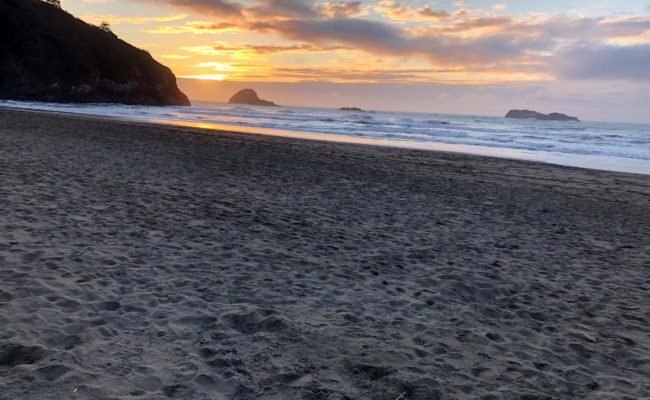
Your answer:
[506,110,580,122]
[0,0,190,106]
[228,89,277,106]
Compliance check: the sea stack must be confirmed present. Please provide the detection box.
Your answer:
[506,110,580,122]
[0,0,190,106]
[229,89,277,106]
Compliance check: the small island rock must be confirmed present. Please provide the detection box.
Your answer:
[229,89,277,106]
[339,107,365,112]
[506,110,580,122]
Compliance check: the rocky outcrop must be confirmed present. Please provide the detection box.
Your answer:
[339,107,365,112]
[0,0,190,106]
[228,89,277,106]
[506,110,580,122]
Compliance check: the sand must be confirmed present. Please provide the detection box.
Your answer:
[0,108,649,400]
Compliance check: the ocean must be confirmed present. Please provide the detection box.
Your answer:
[2,100,649,175]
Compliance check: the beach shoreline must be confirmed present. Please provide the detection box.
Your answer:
[1,108,649,399]
[2,104,649,176]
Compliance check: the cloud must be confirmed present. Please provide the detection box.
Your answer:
[158,13,189,21]
[132,0,650,82]
[413,16,512,36]
[212,43,345,53]
[271,67,439,82]
[145,21,242,34]
[179,45,223,55]
[253,18,548,65]
[599,15,650,38]
[375,1,470,22]
[246,0,320,18]
[321,1,366,18]
[80,13,186,25]
[135,0,243,17]
[555,44,650,80]
[249,14,650,78]
[417,7,452,20]
[135,0,323,19]
[267,66,545,82]
[256,18,404,51]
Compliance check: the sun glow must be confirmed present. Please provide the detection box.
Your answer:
[178,62,234,81]
[179,74,229,81]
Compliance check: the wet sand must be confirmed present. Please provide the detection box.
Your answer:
[1,108,649,400]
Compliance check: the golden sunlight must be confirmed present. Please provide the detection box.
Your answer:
[179,74,229,81]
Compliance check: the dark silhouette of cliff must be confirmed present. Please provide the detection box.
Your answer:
[0,0,190,106]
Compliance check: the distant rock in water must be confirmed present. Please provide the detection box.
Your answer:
[506,110,580,122]
[0,0,190,106]
[339,107,365,112]
[229,89,277,106]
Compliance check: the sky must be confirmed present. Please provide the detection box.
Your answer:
[60,0,650,122]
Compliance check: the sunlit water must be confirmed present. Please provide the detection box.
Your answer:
[2,100,650,174]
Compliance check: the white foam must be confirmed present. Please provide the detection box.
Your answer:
[3,100,649,174]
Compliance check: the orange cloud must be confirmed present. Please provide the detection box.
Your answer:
[321,1,367,18]
[117,0,650,83]
[80,13,186,25]
[374,1,471,22]
[145,21,243,34]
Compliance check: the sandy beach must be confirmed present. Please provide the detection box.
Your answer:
[1,108,649,400]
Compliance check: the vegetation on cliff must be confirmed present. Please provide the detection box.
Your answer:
[0,0,190,106]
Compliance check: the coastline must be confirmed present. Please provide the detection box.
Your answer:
[2,104,649,175]
[1,108,649,399]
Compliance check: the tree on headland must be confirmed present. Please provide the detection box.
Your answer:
[99,21,112,33]
[43,0,61,8]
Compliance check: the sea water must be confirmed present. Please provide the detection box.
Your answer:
[3,100,649,174]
